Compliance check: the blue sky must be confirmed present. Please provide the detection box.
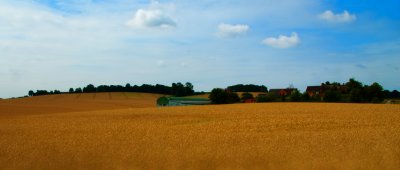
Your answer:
[0,0,399,98]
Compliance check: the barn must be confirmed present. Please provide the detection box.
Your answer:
[157,97,211,107]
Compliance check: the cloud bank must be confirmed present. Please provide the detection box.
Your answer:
[262,32,300,48]
[217,23,249,38]
[318,10,356,23]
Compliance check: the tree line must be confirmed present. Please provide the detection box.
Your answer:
[208,79,400,104]
[26,79,400,104]
[226,84,268,92]
[28,82,197,97]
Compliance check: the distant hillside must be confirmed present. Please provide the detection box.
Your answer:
[0,92,167,115]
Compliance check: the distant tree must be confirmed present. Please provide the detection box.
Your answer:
[345,78,364,102]
[289,89,302,102]
[54,90,61,94]
[323,90,341,102]
[301,92,310,101]
[366,82,384,103]
[34,90,49,96]
[209,88,228,104]
[389,90,400,99]
[209,88,240,104]
[346,78,363,91]
[75,88,82,93]
[256,94,268,102]
[97,85,110,92]
[185,82,195,96]
[227,92,240,103]
[83,84,96,93]
[28,90,34,96]
[171,82,194,97]
[125,83,131,91]
[69,88,74,93]
[350,88,363,102]
[172,83,186,97]
[241,92,254,101]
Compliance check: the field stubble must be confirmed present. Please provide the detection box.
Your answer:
[0,103,400,169]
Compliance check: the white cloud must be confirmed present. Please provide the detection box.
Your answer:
[217,23,249,38]
[262,32,300,49]
[318,10,356,23]
[126,2,176,29]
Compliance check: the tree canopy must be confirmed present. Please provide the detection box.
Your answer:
[227,84,268,92]
[209,88,240,104]
[28,82,196,97]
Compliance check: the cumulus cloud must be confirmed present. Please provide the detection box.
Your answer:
[126,2,176,29]
[318,10,356,23]
[217,23,249,38]
[262,32,300,49]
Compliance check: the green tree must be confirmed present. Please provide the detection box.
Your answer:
[69,88,74,93]
[302,92,310,101]
[367,82,384,103]
[350,88,363,102]
[209,88,228,104]
[125,83,131,91]
[346,78,363,91]
[209,88,240,104]
[75,88,82,93]
[323,90,341,102]
[255,94,268,102]
[227,92,240,103]
[241,92,254,101]
[185,82,195,96]
[83,84,96,93]
[28,90,34,96]
[172,83,185,96]
[289,89,302,102]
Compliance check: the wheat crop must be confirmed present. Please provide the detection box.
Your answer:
[0,103,399,169]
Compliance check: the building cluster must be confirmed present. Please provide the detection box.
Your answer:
[269,83,347,98]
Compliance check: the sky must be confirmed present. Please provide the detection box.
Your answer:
[0,0,399,98]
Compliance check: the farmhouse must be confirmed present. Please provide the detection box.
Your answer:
[269,88,297,97]
[306,84,348,97]
[157,97,211,107]
[306,86,322,97]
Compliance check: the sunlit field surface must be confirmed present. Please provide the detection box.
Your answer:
[1,99,399,169]
[0,92,165,115]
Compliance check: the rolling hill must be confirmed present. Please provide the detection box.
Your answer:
[0,92,166,115]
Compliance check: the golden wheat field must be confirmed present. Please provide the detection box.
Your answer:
[0,92,165,115]
[1,96,400,169]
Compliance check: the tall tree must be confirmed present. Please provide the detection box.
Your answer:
[28,90,34,96]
